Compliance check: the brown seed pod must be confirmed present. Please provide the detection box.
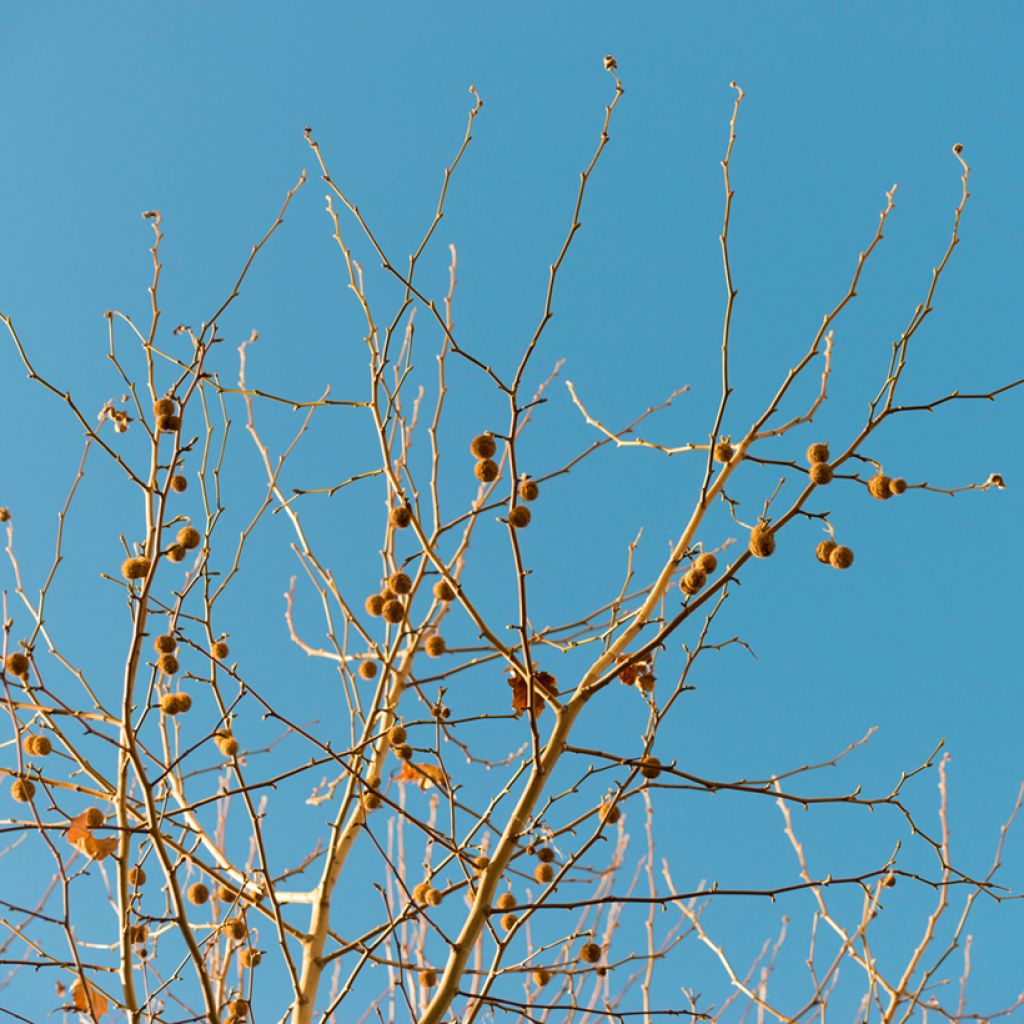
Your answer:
[883,871,897,888]
[816,540,837,565]
[393,744,413,761]
[212,641,229,660]
[157,414,181,433]
[158,653,179,675]
[5,651,29,677]
[358,660,378,680]
[121,557,152,580]
[216,884,238,903]
[228,1001,249,1018]
[10,778,35,803]
[806,442,830,464]
[379,587,397,603]
[533,968,552,987]
[868,474,892,500]
[222,918,246,941]
[536,846,556,863]
[425,887,443,907]
[129,924,149,944]
[154,634,177,654]
[239,949,261,968]
[389,505,412,529]
[830,545,854,570]
[84,807,105,828]
[187,883,210,905]
[153,397,175,417]
[473,854,490,873]
[580,942,602,964]
[419,969,437,989]
[432,579,455,602]
[534,862,555,884]
[0,507,10,522]
[713,441,734,463]
[166,543,186,563]
[128,866,147,887]
[169,475,188,493]
[159,693,185,715]
[362,791,381,811]
[177,526,201,550]
[889,477,907,496]
[640,755,662,780]
[474,458,499,483]
[364,594,384,617]
[178,692,193,712]
[389,725,407,744]
[382,599,405,624]
[470,434,497,459]
[748,526,776,559]
[683,567,706,593]
[697,552,718,574]
[519,479,540,502]
[599,799,620,824]
[501,912,517,930]
[638,672,656,691]
[216,733,239,757]
[496,892,517,911]
[808,463,833,486]
[425,635,446,658]
[388,572,412,595]
[25,734,52,757]
[508,505,531,529]
[412,881,430,903]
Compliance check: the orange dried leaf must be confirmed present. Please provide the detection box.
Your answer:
[71,977,109,1019]
[507,670,558,716]
[397,761,449,792]
[66,812,118,861]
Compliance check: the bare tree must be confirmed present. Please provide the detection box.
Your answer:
[2,62,1022,1024]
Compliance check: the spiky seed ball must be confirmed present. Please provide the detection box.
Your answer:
[868,474,892,500]
[473,854,490,873]
[748,526,776,559]
[178,692,193,713]
[178,526,201,550]
[154,397,175,417]
[158,653,179,675]
[474,458,499,483]
[432,579,455,602]
[389,505,412,529]
[684,568,706,592]
[806,443,830,464]
[883,871,897,888]
[128,866,146,886]
[534,863,555,884]
[229,1001,249,1018]
[425,635,446,658]
[537,846,555,863]
[122,557,151,580]
[362,791,381,811]
[159,693,183,715]
[830,545,854,570]
[419,969,437,989]
[496,892,517,911]
[640,756,662,779]
[379,587,396,603]
[389,572,412,595]
[425,887,443,907]
[166,543,186,563]
[216,733,239,757]
[697,552,718,574]
[129,924,148,944]
[5,652,29,677]
[157,414,181,432]
[364,594,384,617]
[519,479,540,502]
[170,475,187,493]
[10,778,35,803]
[508,505,531,529]
[216,884,238,903]
[187,882,210,905]
[26,735,52,757]
[580,942,602,964]
[84,807,105,828]
[501,912,517,930]
[714,441,735,463]
[389,725,407,744]
[382,599,404,625]
[889,477,907,496]
[599,799,620,824]
[394,744,413,761]
[212,641,229,660]
[358,660,378,680]
[239,949,261,968]
[808,463,833,486]
[533,968,552,987]
[412,880,430,902]
[222,918,246,941]
[0,508,9,522]
[470,434,497,459]
[154,634,177,654]
[816,540,837,565]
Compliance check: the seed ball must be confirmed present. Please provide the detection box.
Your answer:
[159,693,182,715]
[889,477,907,496]
[533,968,552,987]
[84,807,105,828]
[382,599,405,625]
[216,884,238,903]
[808,463,833,486]
[474,458,499,483]
[425,887,443,907]
[501,912,517,930]
[816,540,837,565]
[0,508,9,522]
[394,744,413,761]
[222,918,246,941]
[599,800,620,824]
[27,735,52,757]
[154,634,176,654]
[187,883,210,905]
[239,949,261,968]
[364,594,385,617]
[684,567,706,592]
[470,434,497,459]
[212,641,229,660]
[830,545,854,570]
[157,414,181,433]
[177,526,201,550]
[129,924,148,944]
[177,693,192,712]
[412,879,430,902]
[425,635,446,658]
[748,526,776,559]
[10,778,35,803]
[806,443,830,464]
[868,474,892,500]
[166,543,186,563]
[216,733,239,757]
[537,846,555,863]
[229,1002,249,1018]
[379,587,397,603]
[473,854,490,873]
[128,867,147,886]
[158,653,179,675]
[358,660,378,680]
[496,892,517,911]
[154,398,175,417]
[519,479,540,502]
[389,505,412,529]
[640,756,662,780]
[389,572,412,595]
[419,969,437,989]
[5,652,29,677]
[697,552,718,574]
[534,863,555,884]
[580,942,602,964]
[122,557,152,580]
[389,725,407,744]
[169,475,187,493]
[508,505,531,529]
[432,579,455,602]
[713,441,734,463]
[362,791,381,811]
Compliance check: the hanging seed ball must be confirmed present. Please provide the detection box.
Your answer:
[394,743,413,761]
[216,733,239,757]
[382,599,405,625]
[128,866,147,886]
[212,641,229,660]
[501,912,517,930]
[389,725,407,744]
[239,949,261,968]
[358,660,378,680]
[580,942,602,964]
[154,634,177,655]
[697,552,718,574]
[470,434,497,459]
[808,463,834,486]
[473,854,490,873]
[868,474,892,500]
[177,526,201,550]
[388,572,412,595]
[389,505,412,529]
[536,846,556,864]
[187,882,210,905]
[496,892,517,911]
[419,969,437,989]
[432,579,455,602]
[684,567,706,592]
[129,924,149,944]
[362,791,381,811]
[816,540,837,565]
[425,887,443,907]
[222,918,246,941]
[713,441,734,463]
[830,545,854,570]
[380,587,397,603]
[158,653,179,675]
[216,884,238,903]
[25,735,52,757]
[169,475,188,493]
[508,505,531,529]
[122,556,152,580]
[599,799,620,824]
[228,1002,249,1019]
[154,397,176,418]
[157,414,181,433]
[159,693,183,715]
[166,543,186,563]
[178,693,193,712]
[10,778,35,803]
[519,479,540,502]
[640,756,662,780]
[412,881,430,903]
[84,807,105,828]
[364,593,385,617]
[749,526,776,559]
[0,508,9,522]
[425,635,446,658]
[806,443,830,464]
[5,652,29,677]
[533,968,552,988]
[889,477,907,496]
[534,862,555,884]
[474,458,499,483]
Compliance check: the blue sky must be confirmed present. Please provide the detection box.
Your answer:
[1,3,1022,1020]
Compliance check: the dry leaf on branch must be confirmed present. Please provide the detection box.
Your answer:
[66,810,118,861]
[70,977,109,1019]
[397,761,449,792]
[507,670,558,716]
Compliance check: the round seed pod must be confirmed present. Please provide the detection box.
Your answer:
[157,414,181,433]
[808,463,833,486]
[470,434,497,459]
[684,568,706,592]
[10,778,35,803]
[177,526,201,550]
[239,949,261,969]
[154,397,175,417]
[501,912,517,930]
[212,641,229,660]
[748,526,776,559]
[389,725,407,744]
[389,505,412,529]
[508,505,531,529]
[122,557,152,580]
[379,587,397,603]
[228,1002,249,1019]
[806,443,830,464]
[382,599,405,625]
[128,866,147,887]
[27,735,52,757]
[84,808,105,828]
[388,572,412,595]
[216,884,238,903]
[816,540,837,565]
[425,635,446,658]
[432,579,455,602]
[473,854,490,873]
[536,846,555,863]
[412,881,430,903]
[830,545,854,570]
[697,552,718,574]
[358,660,378,681]
[364,594,385,617]
[519,479,540,502]
[166,543,186,563]
[534,863,555,884]
[713,441,734,463]
[425,887,443,907]
[159,693,183,715]
[533,968,552,988]
[170,475,188,493]
[154,634,177,654]
[393,744,413,761]
[158,653,179,675]
[216,734,239,757]
[177,692,193,713]
[5,652,29,677]
[496,892,517,911]
[362,792,381,812]
[599,799,620,824]
[129,924,148,944]
[187,882,210,905]
[0,508,10,522]
[889,477,907,496]
[474,458,499,483]
[580,942,602,964]
[640,756,662,780]
[419,969,437,989]
[222,918,246,941]
[868,474,892,500]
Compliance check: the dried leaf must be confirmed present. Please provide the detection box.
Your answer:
[507,670,558,717]
[66,811,118,861]
[397,761,449,792]
[71,977,109,1019]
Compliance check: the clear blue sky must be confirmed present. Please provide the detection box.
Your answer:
[1,2,1022,1020]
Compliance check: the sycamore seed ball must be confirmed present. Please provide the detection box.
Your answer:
[158,653,179,675]
[5,652,29,677]
[389,505,412,529]
[640,755,662,779]
[808,463,833,486]
[599,799,620,824]
[684,567,706,592]
[806,443,830,464]
[382,599,405,625]
[222,918,246,941]
[697,552,718,574]
[748,526,776,559]
[470,434,497,459]
[508,505,531,529]
[380,587,396,603]
[473,854,490,873]
[177,526,201,550]
[889,477,907,496]
[358,660,378,680]
[580,942,602,964]
[212,641,229,660]
[84,807,105,828]
[868,474,892,501]
[157,414,181,432]
[170,475,187,493]
[432,579,455,602]
[389,572,412,595]
[425,887,443,907]
[830,545,854,570]
[216,733,239,757]
[519,479,540,502]
[816,540,837,564]
[122,557,151,580]
[154,397,175,417]
[154,634,176,654]
[533,968,552,987]
[362,791,381,811]
[11,778,35,803]
[713,441,734,463]
[412,881,430,903]
[187,883,210,905]
[425,635,446,658]
[239,949,261,969]
[534,862,555,883]
[166,543,186,563]
[365,593,384,617]
[389,725,407,744]
[129,924,148,944]
[0,507,10,522]
[229,1001,249,1018]
[128,866,147,886]
[537,846,555,863]
[496,892,517,911]
[501,912,517,930]
[419,969,437,989]
[474,458,499,483]
[394,743,413,761]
